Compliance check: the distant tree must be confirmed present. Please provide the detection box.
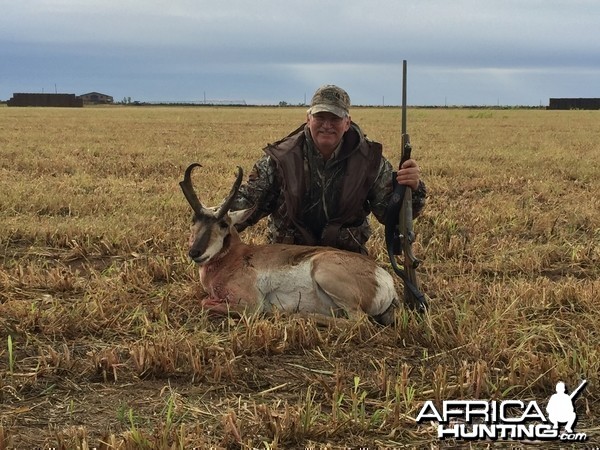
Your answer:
[278,101,288,107]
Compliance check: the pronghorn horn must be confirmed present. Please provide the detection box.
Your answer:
[216,166,243,220]
[179,163,205,217]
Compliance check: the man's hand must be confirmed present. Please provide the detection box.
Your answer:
[396,158,420,191]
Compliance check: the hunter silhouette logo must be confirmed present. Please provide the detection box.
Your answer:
[546,380,587,434]
[416,379,588,442]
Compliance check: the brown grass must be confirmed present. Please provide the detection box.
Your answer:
[0,105,598,448]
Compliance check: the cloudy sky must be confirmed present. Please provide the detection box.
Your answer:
[1,0,598,106]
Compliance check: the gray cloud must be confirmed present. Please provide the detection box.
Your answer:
[1,0,599,105]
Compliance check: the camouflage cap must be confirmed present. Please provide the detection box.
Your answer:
[308,85,350,118]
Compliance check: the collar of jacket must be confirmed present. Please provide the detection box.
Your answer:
[267,122,371,161]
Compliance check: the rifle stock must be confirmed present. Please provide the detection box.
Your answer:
[384,60,427,312]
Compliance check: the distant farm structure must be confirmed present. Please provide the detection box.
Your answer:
[7,93,83,107]
[548,98,600,110]
[79,92,114,104]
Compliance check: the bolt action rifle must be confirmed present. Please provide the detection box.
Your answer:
[384,60,427,312]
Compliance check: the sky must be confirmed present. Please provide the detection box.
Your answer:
[1,0,599,106]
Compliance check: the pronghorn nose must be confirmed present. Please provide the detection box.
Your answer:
[189,248,208,264]
[188,231,210,262]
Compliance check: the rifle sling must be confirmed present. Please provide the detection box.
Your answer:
[386,240,426,305]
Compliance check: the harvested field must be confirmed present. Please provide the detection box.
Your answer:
[0,105,598,448]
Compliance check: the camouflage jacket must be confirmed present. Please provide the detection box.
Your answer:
[231,123,427,254]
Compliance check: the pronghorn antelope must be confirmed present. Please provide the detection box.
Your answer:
[180,163,399,325]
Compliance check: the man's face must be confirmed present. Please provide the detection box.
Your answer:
[306,111,351,154]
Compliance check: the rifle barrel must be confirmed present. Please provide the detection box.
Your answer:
[402,60,407,137]
[569,380,587,400]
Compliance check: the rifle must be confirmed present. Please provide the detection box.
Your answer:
[384,60,427,312]
[569,380,587,400]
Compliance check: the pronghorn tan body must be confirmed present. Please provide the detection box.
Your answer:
[180,164,399,325]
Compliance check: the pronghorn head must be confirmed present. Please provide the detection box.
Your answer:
[180,163,252,265]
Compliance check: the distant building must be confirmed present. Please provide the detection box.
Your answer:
[548,98,600,110]
[79,92,114,104]
[7,93,83,107]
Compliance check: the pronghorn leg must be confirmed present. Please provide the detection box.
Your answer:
[311,255,370,321]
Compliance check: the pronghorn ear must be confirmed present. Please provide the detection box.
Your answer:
[227,207,256,226]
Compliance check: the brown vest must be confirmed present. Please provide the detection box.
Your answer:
[264,124,382,247]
